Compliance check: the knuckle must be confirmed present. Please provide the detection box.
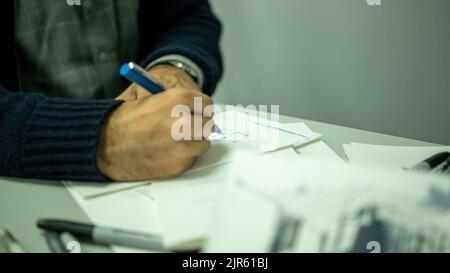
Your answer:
[175,141,192,155]
[203,95,213,106]
[172,88,192,101]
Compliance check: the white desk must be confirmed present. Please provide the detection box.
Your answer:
[0,114,437,252]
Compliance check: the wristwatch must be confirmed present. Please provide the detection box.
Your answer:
[164,60,199,84]
[148,54,205,88]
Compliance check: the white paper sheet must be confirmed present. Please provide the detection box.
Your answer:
[344,143,450,170]
[152,141,339,248]
[294,141,343,162]
[64,181,145,200]
[211,110,322,152]
[151,165,230,249]
[66,184,159,234]
[65,183,161,253]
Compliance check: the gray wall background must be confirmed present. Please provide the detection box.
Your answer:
[210,0,450,145]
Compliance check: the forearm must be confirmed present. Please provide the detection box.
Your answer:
[140,0,223,95]
[0,86,121,182]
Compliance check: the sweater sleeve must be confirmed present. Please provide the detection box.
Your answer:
[140,0,223,95]
[0,85,122,182]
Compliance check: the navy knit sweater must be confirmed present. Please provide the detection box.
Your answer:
[0,0,222,182]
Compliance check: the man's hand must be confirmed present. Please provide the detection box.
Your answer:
[97,87,214,182]
[116,64,201,102]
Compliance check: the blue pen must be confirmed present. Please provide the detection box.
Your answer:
[120,62,165,94]
[120,62,222,135]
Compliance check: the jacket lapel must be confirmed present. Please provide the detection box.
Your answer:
[0,0,18,91]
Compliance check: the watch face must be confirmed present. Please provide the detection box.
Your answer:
[170,61,198,79]
[173,62,184,69]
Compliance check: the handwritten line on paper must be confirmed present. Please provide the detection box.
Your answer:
[250,120,310,139]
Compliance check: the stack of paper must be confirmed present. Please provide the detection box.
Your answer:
[63,109,325,251]
[206,154,450,253]
[152,140,342,249]
[150,109,324,249]
[151,148,300,249]
[65,184,160,253]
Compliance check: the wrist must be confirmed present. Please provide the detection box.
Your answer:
[97,104,123,181]
[146,54,204,88]
[147,64,201,91]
